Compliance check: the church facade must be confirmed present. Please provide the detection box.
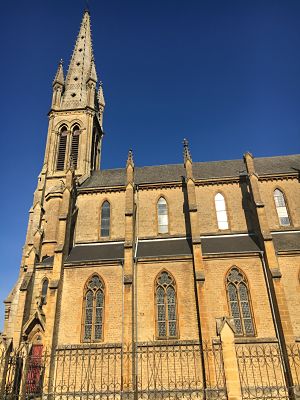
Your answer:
[1,10,300,400]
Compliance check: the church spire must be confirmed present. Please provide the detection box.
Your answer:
[61,10,96,109]
[46,11,104,178]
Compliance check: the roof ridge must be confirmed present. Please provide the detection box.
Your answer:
[255,154,300,160]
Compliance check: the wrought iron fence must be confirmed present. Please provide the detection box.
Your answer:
[287,343,300,393]
[235,343,288,400]
[0,341,227,400]
[136,341,226,399]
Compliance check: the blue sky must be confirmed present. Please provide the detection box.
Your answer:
[0,0,300,328]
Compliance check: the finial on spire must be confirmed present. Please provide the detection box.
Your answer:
[183,138,192,163]
[53,59,64,86]
[126,149,134,167]
[84,0,90,14]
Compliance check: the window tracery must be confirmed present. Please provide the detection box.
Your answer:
[83,275,104,342]
[156,271,177,338]
[226,267,254,336]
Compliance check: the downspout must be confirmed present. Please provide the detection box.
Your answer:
[121,258,124,393]
[259,251,295,400]
[133,185,139,399]
[192,257,207,399]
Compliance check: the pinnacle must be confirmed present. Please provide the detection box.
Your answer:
[97,84,105,107]
[183,138,192,162]
[53,59,64,86]
[126,149,134,167]
[87,57,97,83]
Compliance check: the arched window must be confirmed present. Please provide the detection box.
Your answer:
[226,267,255,336]
[100,201,110,237]
[56,126,68,171]
[155,271,177,338]
[41,279,48,305]
[215,193,229,230]
[71,125,80,169]
[83,275,105,341]
[274,189,290,226]
[157,197,168,234]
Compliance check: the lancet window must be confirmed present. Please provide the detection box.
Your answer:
[156,271,177,338]
[274,189,290,226]
[226,267,255,336]
[157,197,168,234]
[71,125,80,169]
[100,201,110,237]
[41,279,48,305]
[56,126,68,171]
[83,275,105,342]
[215,193,229,230]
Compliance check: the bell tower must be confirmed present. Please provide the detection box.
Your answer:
[23,10,105,273]
[44,10,105,177]
[3,11,106,346]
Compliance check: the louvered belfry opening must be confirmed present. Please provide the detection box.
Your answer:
[56,126,68,171]
[71,125,80,169]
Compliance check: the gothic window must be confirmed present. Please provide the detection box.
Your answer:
[71,125,80,169]
[156,271,177,338]
[100,201,110,237]
[56,126,68,171]
[274,189,290,226]
[157,197,168,234]
[226,267,255,336]
[83,275,105,342]
[215,193,229,230]
[41,279,48,305]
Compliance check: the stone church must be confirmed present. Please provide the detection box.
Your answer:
[1,10,300,400]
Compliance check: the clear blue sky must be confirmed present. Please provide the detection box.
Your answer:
[0,0,300,328]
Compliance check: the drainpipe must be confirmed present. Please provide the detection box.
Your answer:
[259,251,295,400]
[121,258,124,393]
[133,185,139,400]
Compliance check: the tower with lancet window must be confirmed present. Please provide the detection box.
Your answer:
[3,10,105,349]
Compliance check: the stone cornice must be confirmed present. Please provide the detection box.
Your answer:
[258,173,299,181]
[78,186,126,194]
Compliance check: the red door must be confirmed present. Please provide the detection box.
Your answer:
[26,344,43,394]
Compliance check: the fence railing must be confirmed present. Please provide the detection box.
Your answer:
[236,343,288,400]
[0,341,227,400]
[287,343,300,393]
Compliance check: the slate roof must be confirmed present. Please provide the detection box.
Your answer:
[67,243,124,263]
[137,239,192,258]
[66,235,261,264]
[38,256,54,266]
[80,155,300,189]
[254,155,300,175]
[272,232,300,252]
[201,235,260,254]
